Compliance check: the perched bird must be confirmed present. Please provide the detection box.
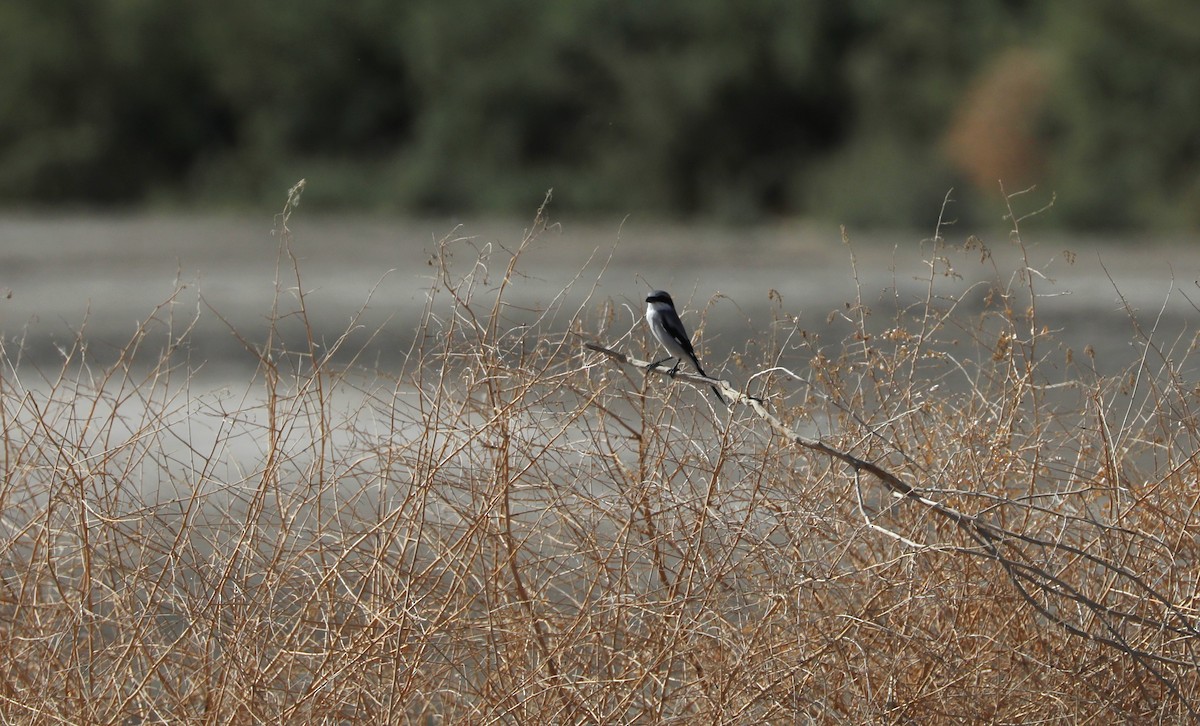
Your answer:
[644,289,726,405]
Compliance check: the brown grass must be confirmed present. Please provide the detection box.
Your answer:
[0,184,1197,723]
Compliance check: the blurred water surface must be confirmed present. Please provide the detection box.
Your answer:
[0,213,1196,384]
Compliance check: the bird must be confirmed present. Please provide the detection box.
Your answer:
[644,289,726,405]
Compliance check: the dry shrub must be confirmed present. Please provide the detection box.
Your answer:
[0,188,1196,723]
[943,48,1054,195]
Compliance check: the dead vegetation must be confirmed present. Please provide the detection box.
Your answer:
[0,187,1197,723]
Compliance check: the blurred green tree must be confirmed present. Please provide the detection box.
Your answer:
[0,0,1196,230]
[1043,0,1200,228]
[0,1,232,202]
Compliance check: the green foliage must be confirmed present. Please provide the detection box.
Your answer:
[1043,0,1200,228]
[0,0,1196,228]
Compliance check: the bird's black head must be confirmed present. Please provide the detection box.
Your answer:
[646,290,674,307]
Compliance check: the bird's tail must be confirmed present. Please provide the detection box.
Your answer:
[689,357,728,407]
[709,384,727,407]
